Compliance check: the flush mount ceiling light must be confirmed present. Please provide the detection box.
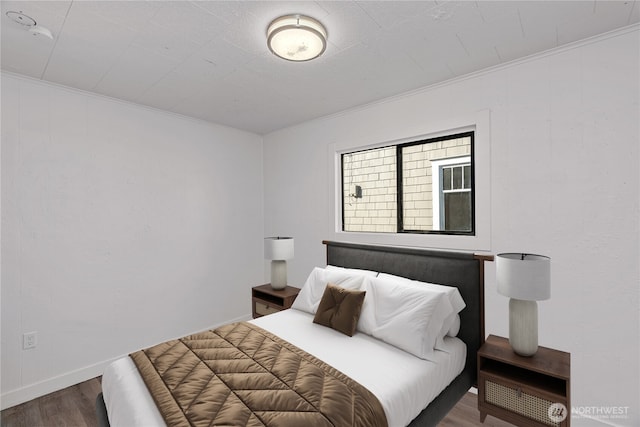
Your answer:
[6,10,53,39]
[267,14,327,62]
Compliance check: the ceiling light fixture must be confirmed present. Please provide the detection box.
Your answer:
[6,10,53,40]
[267,14,327,62]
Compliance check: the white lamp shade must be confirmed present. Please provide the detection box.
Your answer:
[264,237,294,260]
[496,253,550,301]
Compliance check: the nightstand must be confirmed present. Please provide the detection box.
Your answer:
[478,335,571,427]
[251,284,300,318]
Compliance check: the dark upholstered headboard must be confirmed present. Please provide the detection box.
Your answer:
[323,240,493,426]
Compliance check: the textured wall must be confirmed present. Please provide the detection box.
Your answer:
[1,74,264,407]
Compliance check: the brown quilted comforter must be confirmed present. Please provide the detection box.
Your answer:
[130,321,388,427]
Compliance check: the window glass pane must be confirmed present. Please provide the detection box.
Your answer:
[342,147,397,233]
[444,192,471,231]
[464,165,471,189]
[452,166,462,189]
[401,143,433,232]
[443,168,452,191]
[341,132,473,235]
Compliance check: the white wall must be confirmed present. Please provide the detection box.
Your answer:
[1,74,264,408]
[263,26,639,427]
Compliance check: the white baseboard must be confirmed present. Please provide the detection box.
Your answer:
[0,313,252,410]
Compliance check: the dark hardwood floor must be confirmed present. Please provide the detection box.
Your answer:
[1,378,102,427]
[439,392,513,427]
[1,378,513,426]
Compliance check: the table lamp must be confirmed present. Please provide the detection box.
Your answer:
[264,237,294,290]
[496,253,551,356]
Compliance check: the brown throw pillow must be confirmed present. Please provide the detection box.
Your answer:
[313,283,366,337]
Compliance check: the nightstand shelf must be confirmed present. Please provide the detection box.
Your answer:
[478,335,571,427]
[251,284,300,318]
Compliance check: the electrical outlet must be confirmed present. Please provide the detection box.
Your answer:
[23,332,37,350]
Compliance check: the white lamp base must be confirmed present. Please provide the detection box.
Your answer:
[509,298,539,356]
[270,260,287,290]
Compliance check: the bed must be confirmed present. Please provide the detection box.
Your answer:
[96,240,492,427]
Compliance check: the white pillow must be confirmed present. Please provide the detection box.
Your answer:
[291,267,366,314]
[377,273,466,351]
[325,265,378,277]
[357,276,455,361]
[447,314,461,337]
[377,273,466,312]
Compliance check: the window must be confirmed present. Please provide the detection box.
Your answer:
[431,157,472,232]
[342,132,474,235]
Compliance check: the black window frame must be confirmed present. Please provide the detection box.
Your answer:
[341,131,475,236]
[398,131,475,235]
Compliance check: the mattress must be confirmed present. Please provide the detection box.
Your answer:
[102,308,466,427]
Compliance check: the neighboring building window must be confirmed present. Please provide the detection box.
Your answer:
[342,132,474,235]
[431,158,472,232]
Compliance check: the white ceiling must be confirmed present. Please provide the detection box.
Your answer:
[2,1,638,134]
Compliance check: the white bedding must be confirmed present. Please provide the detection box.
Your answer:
[102,308,466,427]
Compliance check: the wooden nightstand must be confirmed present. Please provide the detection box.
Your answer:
[478,335,571,427]
[251,284,300,318]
